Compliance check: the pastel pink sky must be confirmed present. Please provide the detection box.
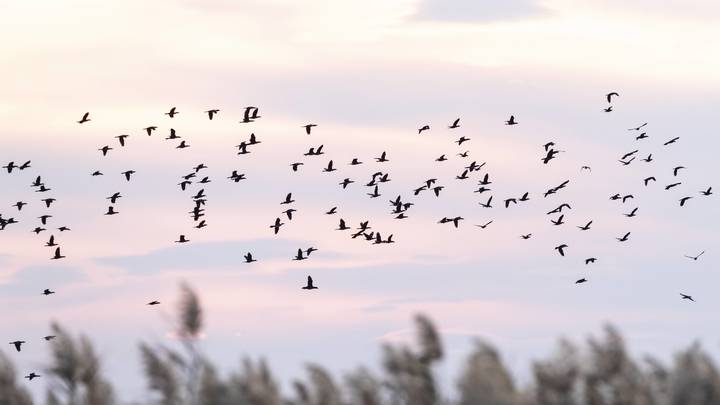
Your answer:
[1,0,719,401]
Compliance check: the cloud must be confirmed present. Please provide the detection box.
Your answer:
[412,0,550,23]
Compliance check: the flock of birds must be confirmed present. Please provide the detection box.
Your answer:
[2,92,713,382]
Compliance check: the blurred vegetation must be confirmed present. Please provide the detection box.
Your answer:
[2,284,719,405]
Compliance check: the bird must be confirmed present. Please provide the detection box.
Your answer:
[581,166,592,172]
[41,198,56,208]
[679,196,693,207]
[165,107,178,117]
[42,288,55,296]
[628,122,648,131]
[685,251,705,261]
[616,232,631,242]
[77,112,91,124]
[603,106,613,112]
[505,115,517,125]
[585,258,597,265]
[43,335,56,341]
[367,185,380,198]
[606,92,619,103]
[9,341,25,352]
[107,192,122,204]
[680,293,695,302]
[175,235,189,243]
[115,134,129,147]
[624,207,638,217]
[664,137,680,146]
[99,146,113,156]
[32,227,47,235]
[270,217,284,234]
[105,206,118,216]
[51,247,65,260]
[19,160,31,170]
[24,373,40,381]
[644,176,656,186]
[323,160,336,172]
[195,220,207,229]
[303,124,317,134]
[283,208,296,220]
[244,253,257,263]
[665,182,682,190]
[45,235,57,247]
[555,244,568,256]
[326,207,338,215]
[621,150,639,160]
[122,170,135,181]
[92,170,103,176]
[418,125,430,134]
[575,278,587,284]
[449,118,460,129]
[504,198,517,208]
[622,194,634,203]
[144,126,157,136]
[456,170,469,180]
[13,201,27,211]
[550,215,565,226]
[349,158,363,165]
[436,155,448,162]
[456,136,470,145]
[177,140,190,149]
[700,187,713,196]
[293,248,306,261]
[375,152,389,162]
[290,162,304,171]
[147,301,160,306]
[673,166,686,176]
[340,178,354,189]
[241,106,258,123]
[635,132,648,140]
[302,276,318,290]
[642,154,653,163]
[475,220,493,229]
[619,157,635,166]
[166,128,180,140]
[479,196,493,208]
[520,234,532,240]
[337,219,350,230]
[281,193,295,205]
[205,109,219,120]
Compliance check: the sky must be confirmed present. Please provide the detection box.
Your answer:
[1,0,720,402]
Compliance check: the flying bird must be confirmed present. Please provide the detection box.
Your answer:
[9,341,25,352]
[505,115,517,125]
[165,107,178,117]
[25,373,41,381]
[664,137,680,146]
[302,276,318,290]
[77,112,91,124]
[606,92,619,103]
[449,118,460,129]
[205,109,219,120]
[418,125,430,134]
[554,244,568,256]
[680,293,695,302]
[684,251,705,261]
[303,124,317,134]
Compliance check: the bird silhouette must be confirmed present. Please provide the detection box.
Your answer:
[664,137,680,146]
[244,252,257,263]
[606,92,619,103]
[684,251,705,261]
[165,107,178,118]
[290,162,304,171]
[122,170,135,181]
[51,247,65,260]
[42,288,55,295]
[99,146,113,156]
[555,244,568,256]
[281,193,295,205]
[302,276,318,290]
[505,115,517,125]
[10,341,25,352]
[115,134,129,147]
[679,196,693,206]
[205,109,219,120]
[293,248,306,261]
[700,187,713,196]
[604,106,613,112]
[475,220,493,229]
[575,278,587,284]
[644,176,656,186]
[270,217,284,234]
[24,373,40,381]
[449,118,460,129]
[418,125,430,134]
[673,166,685,176]
[680,293,695,302]
[326,207,338,215]
[628,122,647,131]
[77,112,91,124]
[303,124,317,134]
[375,152,389,162]
[616,232,631,242]
[585,258,596,265]
[147,301,160,305]
[144,126,157,136]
